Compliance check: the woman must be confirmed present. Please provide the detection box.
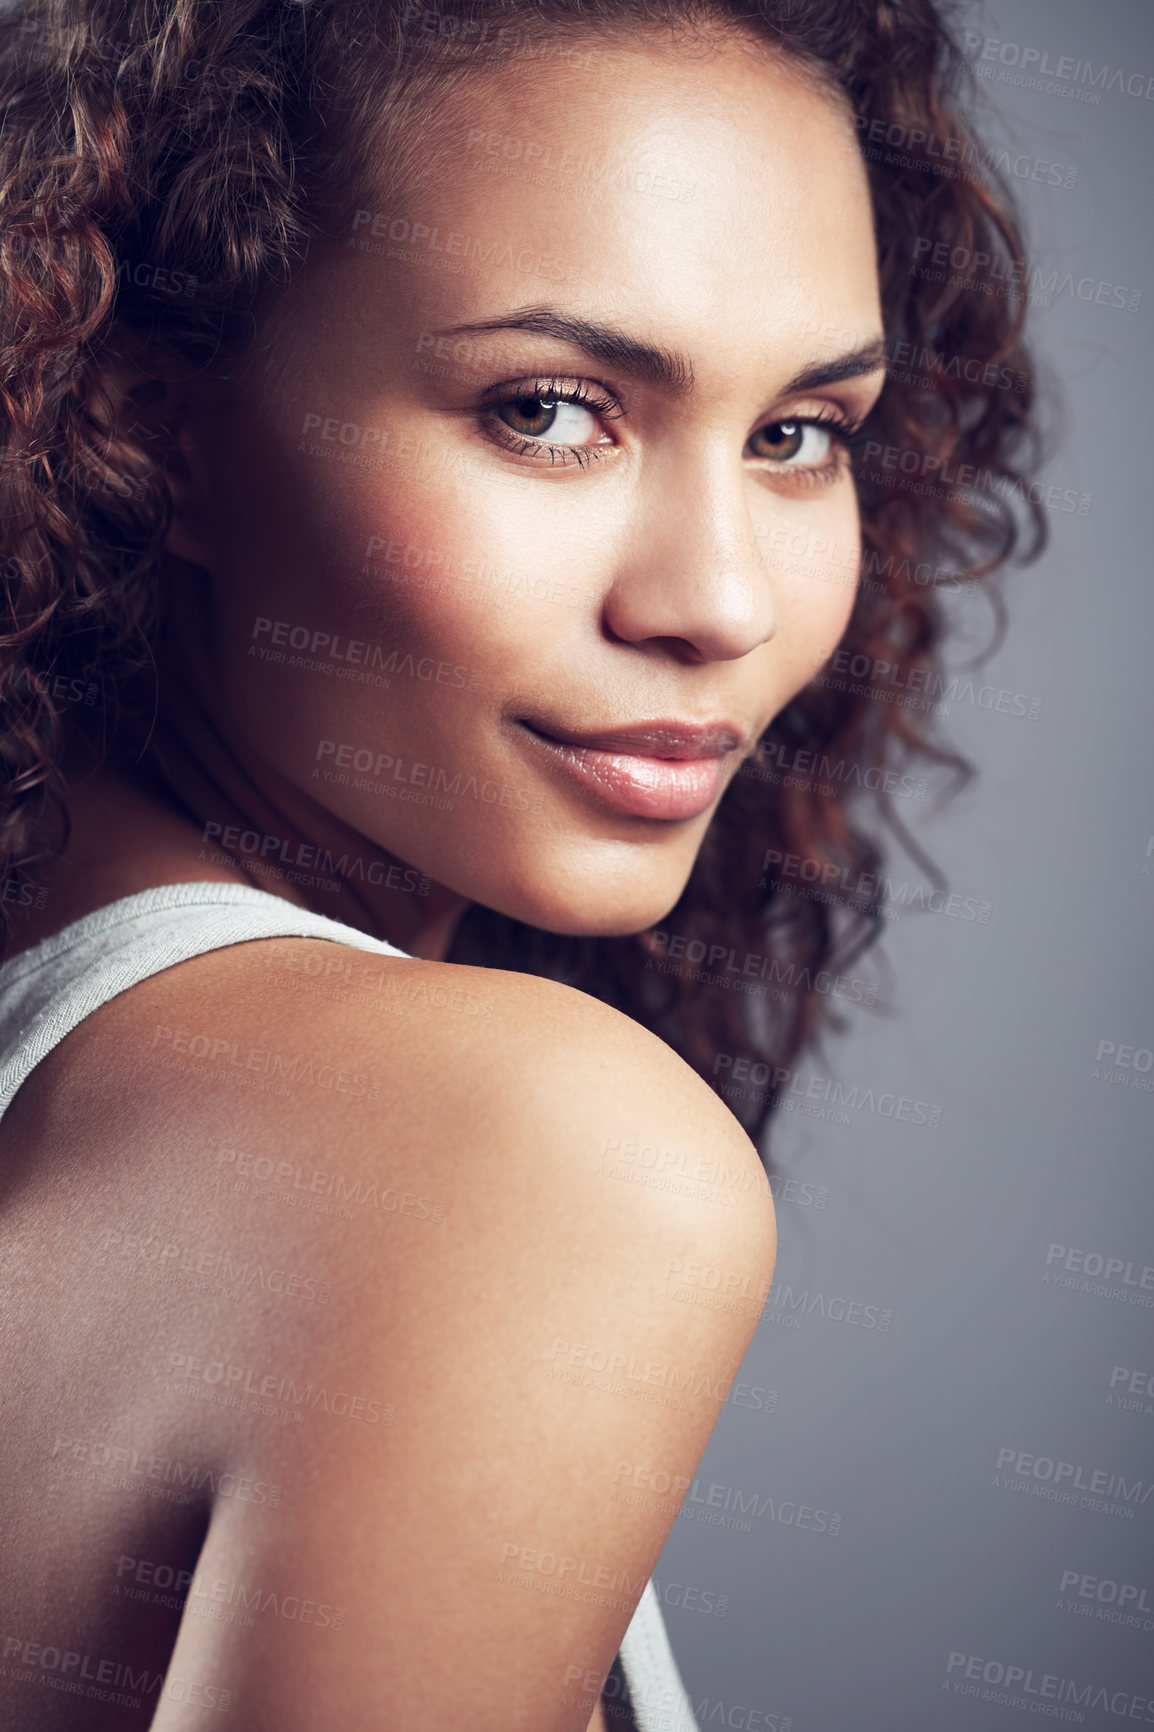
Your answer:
[0,0,1041,1726]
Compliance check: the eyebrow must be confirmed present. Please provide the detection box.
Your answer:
[433,305,888,399]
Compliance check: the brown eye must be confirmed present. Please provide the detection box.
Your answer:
[490,390,607,454]
[498,395,560,439]
[748,420,806,461]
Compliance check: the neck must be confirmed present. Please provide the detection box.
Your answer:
[8,557,474,964]
[126,558,474,962]
[137,671,470,961]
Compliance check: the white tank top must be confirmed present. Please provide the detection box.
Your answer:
[0,880,699,1732]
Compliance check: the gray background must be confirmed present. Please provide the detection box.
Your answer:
[654,2,1154,1727]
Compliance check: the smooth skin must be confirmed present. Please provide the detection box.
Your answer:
[0,22,883,1732]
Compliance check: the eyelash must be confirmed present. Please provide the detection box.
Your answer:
[480,376,622,470]
[478,376,867,481]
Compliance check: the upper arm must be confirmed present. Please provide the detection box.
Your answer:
[12,943,774,1731]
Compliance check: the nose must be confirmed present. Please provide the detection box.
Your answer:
[601,444,779,663]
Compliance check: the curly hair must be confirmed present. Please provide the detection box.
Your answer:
[0,0,1044,1149]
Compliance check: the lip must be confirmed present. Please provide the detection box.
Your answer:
[520,717,745,760]
[516,715,744,820]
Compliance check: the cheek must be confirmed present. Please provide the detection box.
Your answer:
[203,423,582,785]
[323,463,588,687]
[207,415,499,666]
[769,488,862,681]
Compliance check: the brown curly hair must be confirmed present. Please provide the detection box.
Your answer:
[0,0,1045,1149]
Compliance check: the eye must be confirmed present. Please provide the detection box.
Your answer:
[480,377,621,468]
[495,392,603,446]
[747,419,838,465]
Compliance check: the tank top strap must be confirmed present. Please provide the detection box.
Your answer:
[0,880,410,1123]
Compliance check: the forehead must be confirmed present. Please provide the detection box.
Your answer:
[343,30,881,373]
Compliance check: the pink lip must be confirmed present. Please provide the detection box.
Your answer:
[517,716,743,820]
[522,717,744,759]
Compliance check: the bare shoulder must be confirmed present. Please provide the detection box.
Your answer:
[3,936,776,1729]
[6,930,773,1241]
[478,956,777,1242]
[1,935,774,1381]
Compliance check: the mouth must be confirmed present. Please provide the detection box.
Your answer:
[521,717,744,759]
[515,715,744,821]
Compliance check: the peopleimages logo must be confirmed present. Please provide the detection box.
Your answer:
[908,240,1140,317]
[962,30,1154,103]
[713,1054,940,1132]
[166,1352,390,1425]
[0,1641,232,1717]
[1058,1567,1154,1633]
[852,114,1077,190]
[649,929,877,1005]
[763,1282,893,1332]
[350,208,583,281]
[676,1477,842,1537]
[945,1652,1154,1722]
[114,1555,346,1631]
[1108,1366,1154,1417]
[49,1436,281,1507]
[993,1446,1154,1518]
[199,820,425,896]
[250,615,477,688]
[1043,1241,1154,1308]
[1092,1039,1154,1093]
[759,847,992,924]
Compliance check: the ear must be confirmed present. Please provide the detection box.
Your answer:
[74,336,228,570]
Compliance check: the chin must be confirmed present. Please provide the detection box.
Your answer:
[480,867,690,942]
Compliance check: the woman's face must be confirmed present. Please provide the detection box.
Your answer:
[172,28,883,938]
